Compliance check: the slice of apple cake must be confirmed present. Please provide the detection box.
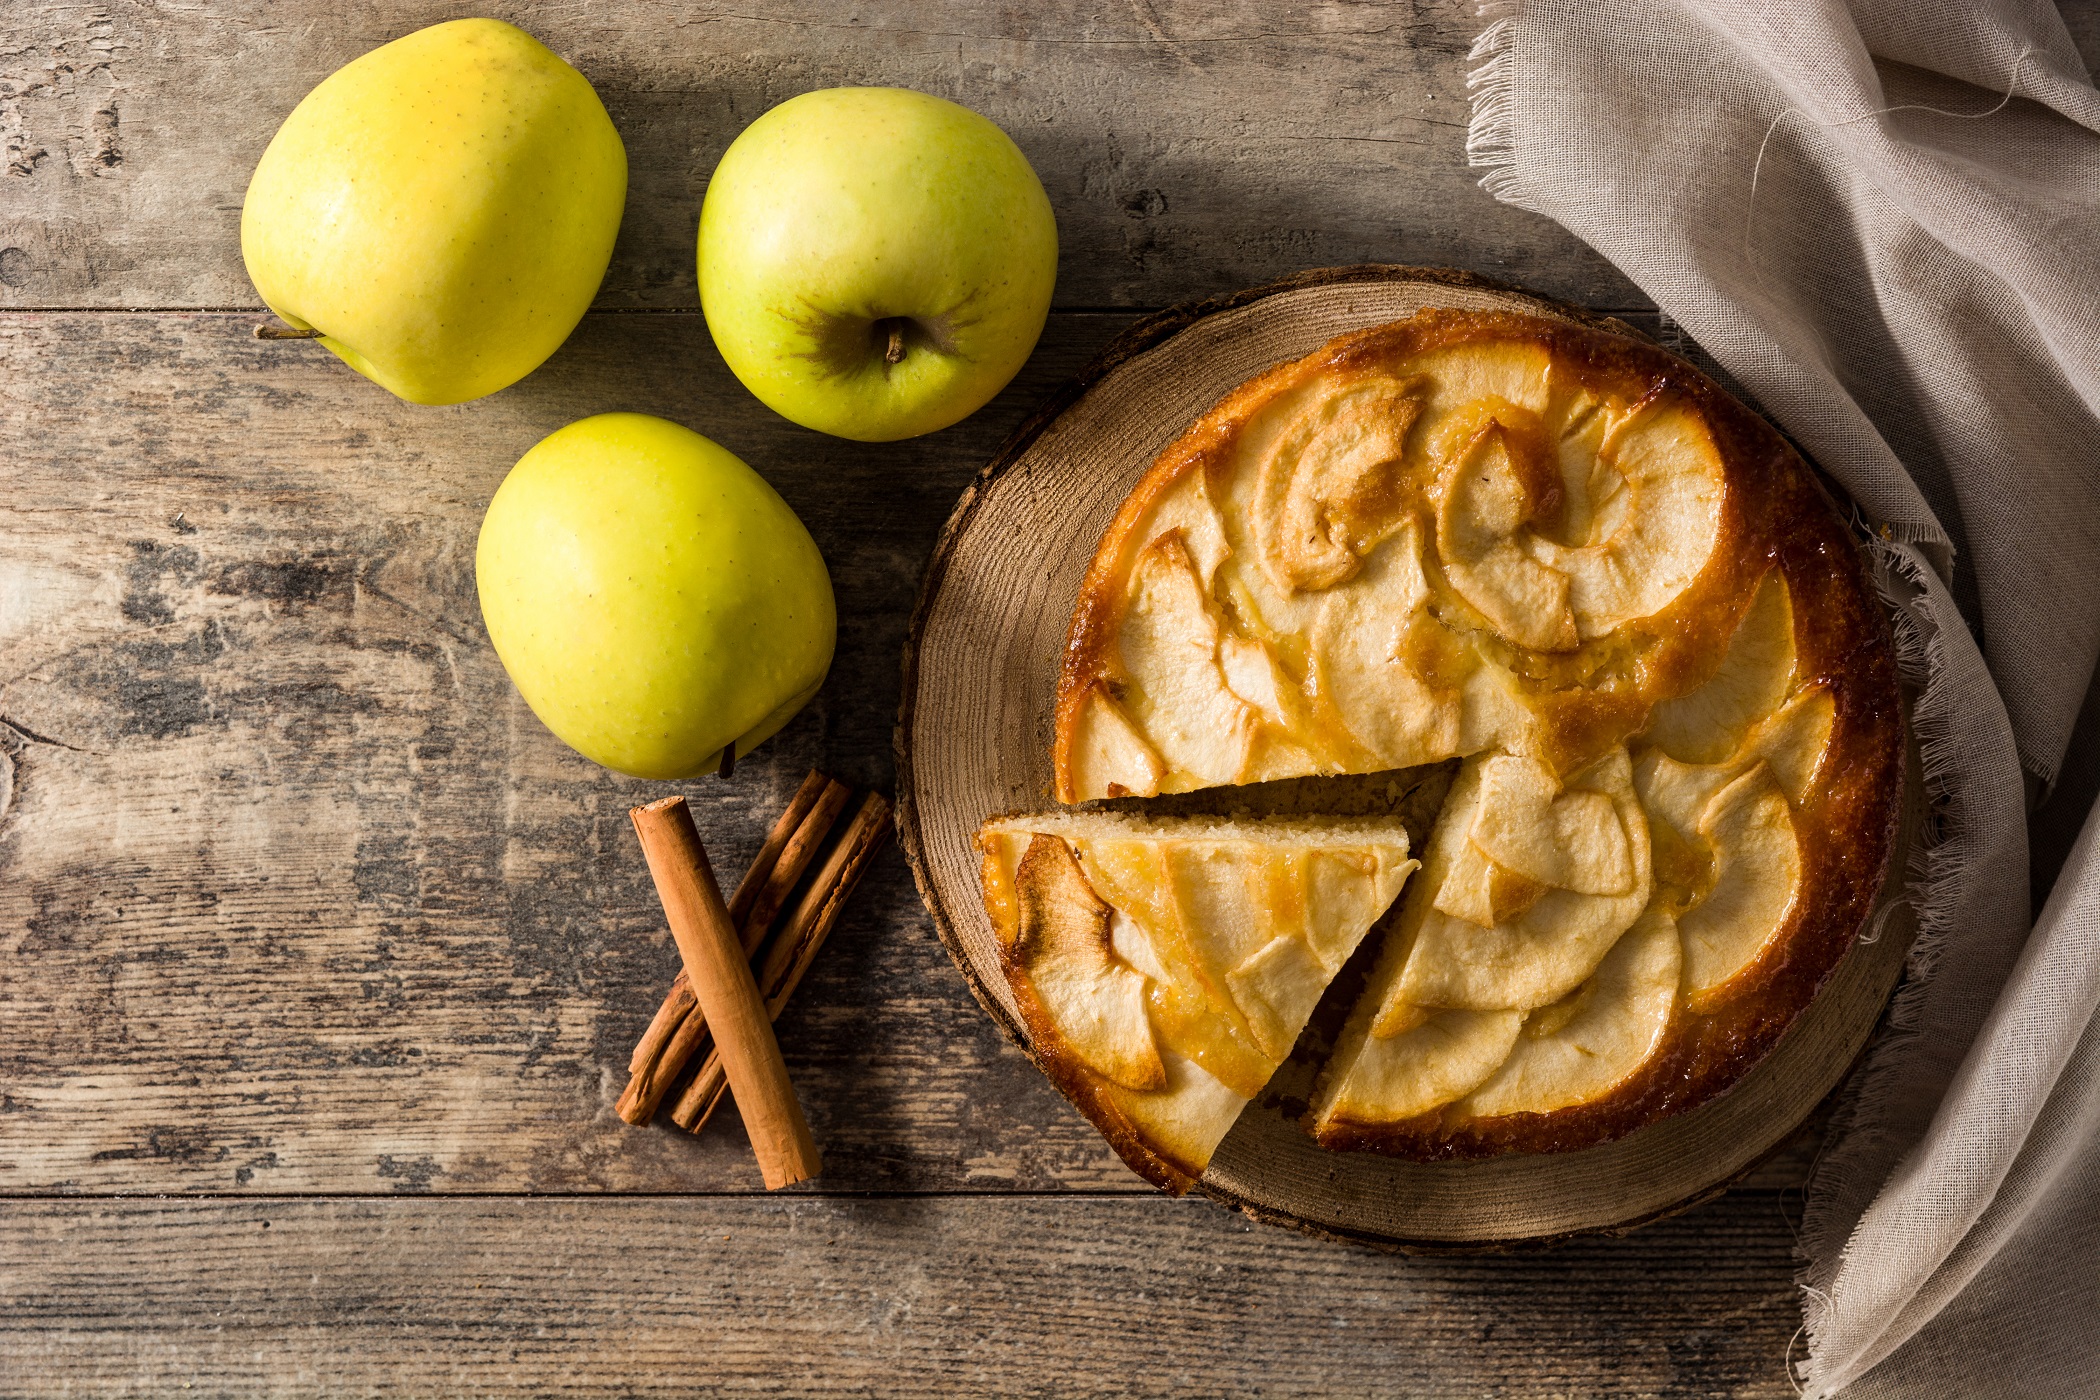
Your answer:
[976,812,1415,1191]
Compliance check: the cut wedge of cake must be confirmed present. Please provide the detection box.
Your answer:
[976,812,1416,1191]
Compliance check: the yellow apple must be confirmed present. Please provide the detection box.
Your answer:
[241,19,627,405]
[475,414,835,780]
[699,87,1058,442]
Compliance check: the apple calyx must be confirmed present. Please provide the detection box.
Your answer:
[255,323,324,340]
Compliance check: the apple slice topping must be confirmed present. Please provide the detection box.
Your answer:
[1743,685,1836,806]
[1057,828,1412,1100]
[1064,687,1168,802]
[1437,416,1581,652]
[1161,840,1409,1064]
[1467,753,1637,896]
[1644,570,1798,764]
[1458,906,1682,1117]
[1226,934,1334,1062]
[1074,837,1278,1099]
[1116,530,1263,790]
[1415,337,1555,420]
[1633,747,1806,997]
[1529,396,1725,638]
[1062,478,1237,802]
[1678,766,1802,996]
[1307,522,1462,769]
[1251,376,1426,593]
[1630,573,1828,1001]
[1321,1004,1525,1124]
[1011,835,1167,1092]
[1395,746,1652,1012]
[1435,384,1724,652]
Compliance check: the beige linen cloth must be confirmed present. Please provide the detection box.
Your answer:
[1466,1,2100,1394]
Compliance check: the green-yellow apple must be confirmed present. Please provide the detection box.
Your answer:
[698,87,1057,442]
[476,413,835,780]
[242,19,627,405]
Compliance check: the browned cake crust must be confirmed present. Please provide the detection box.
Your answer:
[1055,308,1904,1161]
[976,841,1203,1193]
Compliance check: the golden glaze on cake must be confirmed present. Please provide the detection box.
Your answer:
[976,813,1414,1190]
[1045,308,1902,1161]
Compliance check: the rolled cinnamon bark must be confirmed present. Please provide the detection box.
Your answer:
[616,774,850,1126]
[740,779,853,944]
[627,972,697,1078]
[614,973,703,1125]
[725,771,832,930]
[629,796,821,1189]
[671,791,892,1133]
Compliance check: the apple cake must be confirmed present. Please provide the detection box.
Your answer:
[1008,305,1903,1166]
[976,812,1414,1190]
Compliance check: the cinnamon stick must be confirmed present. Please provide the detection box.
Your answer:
[613,974,702,1125]
[670,791,892,1133]
[627,972,697,1078]
[629,796,821,1189]
[615,774,849,1125]
[726,771,831,930]
[741,779,854,945]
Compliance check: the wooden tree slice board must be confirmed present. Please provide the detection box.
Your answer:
[896,266,1915,1251]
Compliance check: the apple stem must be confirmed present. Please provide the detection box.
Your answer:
[718,744,736,780]
[255,323,323,340]
[884,323,906,366]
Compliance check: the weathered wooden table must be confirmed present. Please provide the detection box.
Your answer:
[11,3,2025,1393]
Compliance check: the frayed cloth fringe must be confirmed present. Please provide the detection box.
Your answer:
[1791,538,1973,1395]
[1466,5,1539,212]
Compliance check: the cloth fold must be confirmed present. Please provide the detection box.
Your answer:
[1464,2,2100,1393]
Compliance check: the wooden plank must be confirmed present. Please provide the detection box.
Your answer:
[0,0,1642,313]
[0,1192,1803,1396]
